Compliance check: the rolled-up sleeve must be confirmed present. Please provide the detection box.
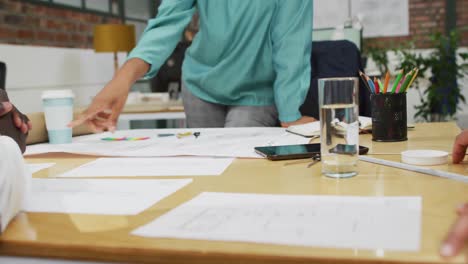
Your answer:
[127,0,196,79]
[271,0,313,122]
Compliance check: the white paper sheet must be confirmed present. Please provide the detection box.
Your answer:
[25,128,309,158]
[133,192,421,251]
[27,163,55,174]
[59,157,234,178]
[25,178,192,215]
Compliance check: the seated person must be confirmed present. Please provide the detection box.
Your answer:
[440,129,468,258]
[0,89,32,153]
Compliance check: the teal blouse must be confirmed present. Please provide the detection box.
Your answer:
[128,0,313,122]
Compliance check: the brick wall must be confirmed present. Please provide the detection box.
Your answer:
[1,0,466,50]
[456,0,468,47]
[0,0,120,48]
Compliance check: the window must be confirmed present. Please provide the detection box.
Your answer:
[27,0,116,16]
[28,0,157,32]
[124,0,155,41]
[124,0,151,20]
[85,0,110,13]
[54,0,81,8]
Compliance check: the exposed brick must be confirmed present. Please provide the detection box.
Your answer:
[55,32,70,43]
[7,1,22,13]
[46,19,61,30]
[2,0,462,50]
[0,27,17,39]
[17,29,34,39]
[4,14,23,24]
[63,22,76,31]
[37,31,54,41]
[25,17,40,28]
[71,33,86,44]
[79,23,91,32]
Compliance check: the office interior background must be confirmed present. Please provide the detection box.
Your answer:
[0,0,466,127]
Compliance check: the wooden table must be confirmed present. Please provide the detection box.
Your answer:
[1,122,467,264]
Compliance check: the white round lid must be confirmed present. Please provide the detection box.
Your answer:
[401,150,448,166]
[41,89,74,99]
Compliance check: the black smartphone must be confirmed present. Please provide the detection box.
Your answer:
[329,144,369,155]
[255,144,369,161]
[254,144,321,161]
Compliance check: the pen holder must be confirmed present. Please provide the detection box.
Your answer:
[371,93,407,142]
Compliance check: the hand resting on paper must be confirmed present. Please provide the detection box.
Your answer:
[439,130,468,259]
[281,116,316,128]
[440,203,468,258]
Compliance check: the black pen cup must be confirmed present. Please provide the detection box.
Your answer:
[371,93,407,142]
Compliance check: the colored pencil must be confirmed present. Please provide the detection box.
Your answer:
[359,71,372,93]
[378,79,384,93]
[383,71,390,93]
[391,69,404,94]
[374,77,380,94]
[359,71,375,93]
[367,78,376,94]
[395,76,405,93]
[399,70,414,93]
[401,68,419,93]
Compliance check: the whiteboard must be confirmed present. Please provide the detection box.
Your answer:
[351,0,409,37]
[313,0,409,38]
[313,0,349,29]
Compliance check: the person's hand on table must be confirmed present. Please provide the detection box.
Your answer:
[0,101,32,134]
[68,81,130,133]
[439,130,468,258]
[452,130,468,163]
[440,203,468,258]
[69,58,149,133]
[281,116,316,128]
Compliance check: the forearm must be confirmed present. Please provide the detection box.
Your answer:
[271,0,313,123]
[111,58,150,89]
[126,0,196,79]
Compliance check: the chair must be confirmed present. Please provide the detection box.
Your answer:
[300,40,371,119]
[151,42,190,96]
[0,62,5,90]
[312,26,363,51]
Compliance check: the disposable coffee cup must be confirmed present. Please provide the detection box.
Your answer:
[41,90,74,144]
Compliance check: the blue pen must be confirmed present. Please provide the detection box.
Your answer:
[158,133,175,137]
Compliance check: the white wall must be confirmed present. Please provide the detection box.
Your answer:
[0,44,128,114]
[365,47,468,127]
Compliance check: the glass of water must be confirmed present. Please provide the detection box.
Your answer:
[318,77,359,178]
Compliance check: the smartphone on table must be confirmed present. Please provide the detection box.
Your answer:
[254,143,369,161]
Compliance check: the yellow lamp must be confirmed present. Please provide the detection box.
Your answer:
[93,24,136,73]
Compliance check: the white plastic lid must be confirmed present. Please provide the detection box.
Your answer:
[41,89,75,99]
[401,150,448,166]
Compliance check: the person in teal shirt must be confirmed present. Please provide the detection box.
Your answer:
[70,0,315,131]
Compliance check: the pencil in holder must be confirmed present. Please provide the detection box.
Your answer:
[371,93,407,142]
